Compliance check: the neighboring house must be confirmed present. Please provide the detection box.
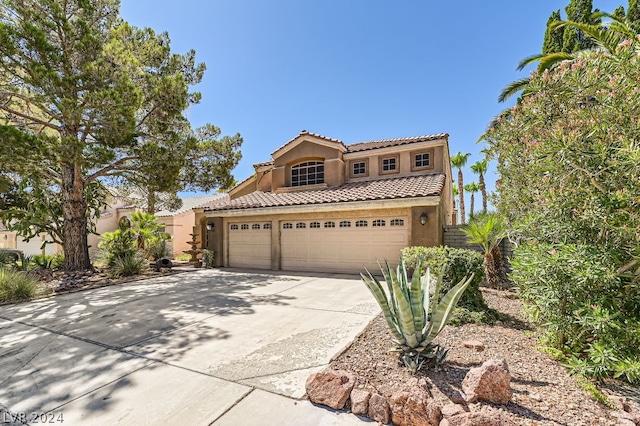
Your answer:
[0,222,61,257]
[196,131,455,274]
[90,194,227,258]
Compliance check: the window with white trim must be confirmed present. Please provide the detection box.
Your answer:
[352,161,366,175]
[291,161,324,186]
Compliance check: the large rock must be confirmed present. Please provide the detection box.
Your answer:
[368,393,391,424]
[390,391,441,426]
[441,411,517,426]
[305,370,355,410]
[349,388,371,415]
[462,359,512,404]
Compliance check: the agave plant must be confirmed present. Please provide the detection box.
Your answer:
[362,258,473,372]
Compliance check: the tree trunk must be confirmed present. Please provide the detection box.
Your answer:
[479,172,487,213]
[484,252,499,289]
[146,191,156,215]
[61,162,92,271]
[458,169,466,224]
[491,244,506,287]
[469,193,475,219]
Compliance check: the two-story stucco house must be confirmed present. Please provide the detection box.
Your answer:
[197,131,455,274]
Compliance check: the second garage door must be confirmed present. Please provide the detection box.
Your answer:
[281,217,408,274]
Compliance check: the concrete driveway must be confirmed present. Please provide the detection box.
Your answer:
[0,269,379,425]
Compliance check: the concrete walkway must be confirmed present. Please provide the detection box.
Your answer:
[0,269,379,425]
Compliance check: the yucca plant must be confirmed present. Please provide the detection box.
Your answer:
[362,258,473,372]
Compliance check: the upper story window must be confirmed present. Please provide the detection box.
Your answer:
[353,162,366,175]
[414,153,430,168]
[381,157,396,172]
[291,161,324,186]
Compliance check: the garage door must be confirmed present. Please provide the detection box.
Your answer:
[228,222,272,269]
[281,217,408,274]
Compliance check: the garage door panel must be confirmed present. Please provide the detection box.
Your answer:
[229,223,271,269]
[281,217,408,274]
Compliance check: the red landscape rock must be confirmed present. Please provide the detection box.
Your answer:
[441,403,467,418]
[349,388,371,415]
[462,339,485,351]
[390,391,441,426]
[462,358,512,404]
[441,411,517,426]
[305,370,355,410]
[367,393,390,424]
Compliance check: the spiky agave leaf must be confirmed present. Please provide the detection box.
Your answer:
[379,260,399,319]
[361,269,405,344]
[409,258,425,342]
[423,274,474,343]
[391,262,418,348]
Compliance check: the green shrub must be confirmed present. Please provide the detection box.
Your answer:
[0,269,41,302]
[201,249,215,268]
[146,238,171,261]
[512,243,640,384]
[98,228,137,267]
[362,258,473,372]
[402,246,490,321]
[110,253,146,278]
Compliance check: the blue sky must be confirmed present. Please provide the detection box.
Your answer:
[120,0,620,209]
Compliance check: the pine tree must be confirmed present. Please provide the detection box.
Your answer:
[563,0,596,53]
[543,10,565,54]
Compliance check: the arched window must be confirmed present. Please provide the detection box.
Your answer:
[241,224,249,230]
[230,224,239,230]
[390,219,404,226]
[339,221,351,228]
[263,223,272,229]
[324,221,335,228]
[296,222,306,229]
[310,222,320,228]
[355,220,368,227]
[283,223,293,229]
[372,219,385,227]
[291,161,324,186]
[252,224,261,229]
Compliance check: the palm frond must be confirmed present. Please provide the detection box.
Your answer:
[537,52,574,72]
[517,53,545,71]
[498,77,530,103]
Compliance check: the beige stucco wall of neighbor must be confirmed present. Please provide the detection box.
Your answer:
[1,231,61,256]
[0,232,17,249]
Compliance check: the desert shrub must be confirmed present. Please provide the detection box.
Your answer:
[201,249,215,268]
[0,269,41,302]
[512,243,640,383]
[146,238,171,261]
[110,252,147,278]
[402,246,491,324]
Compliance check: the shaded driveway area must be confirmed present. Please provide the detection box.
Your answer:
[0,269,379,425]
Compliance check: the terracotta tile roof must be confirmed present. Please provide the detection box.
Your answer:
[346,133,448,153]
[271,130,346,155]
[155,194,229,217]
[191,194,232,210]
[205,174,445,212]
[253,161,274,168]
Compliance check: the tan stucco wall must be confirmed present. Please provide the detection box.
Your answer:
[209,204,444,270]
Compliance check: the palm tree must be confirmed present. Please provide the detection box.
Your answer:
[470,160,488,213]
[464,182,480,218]
[499,13,640,103]
[462,213,507,289]
[450,152,471,224]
